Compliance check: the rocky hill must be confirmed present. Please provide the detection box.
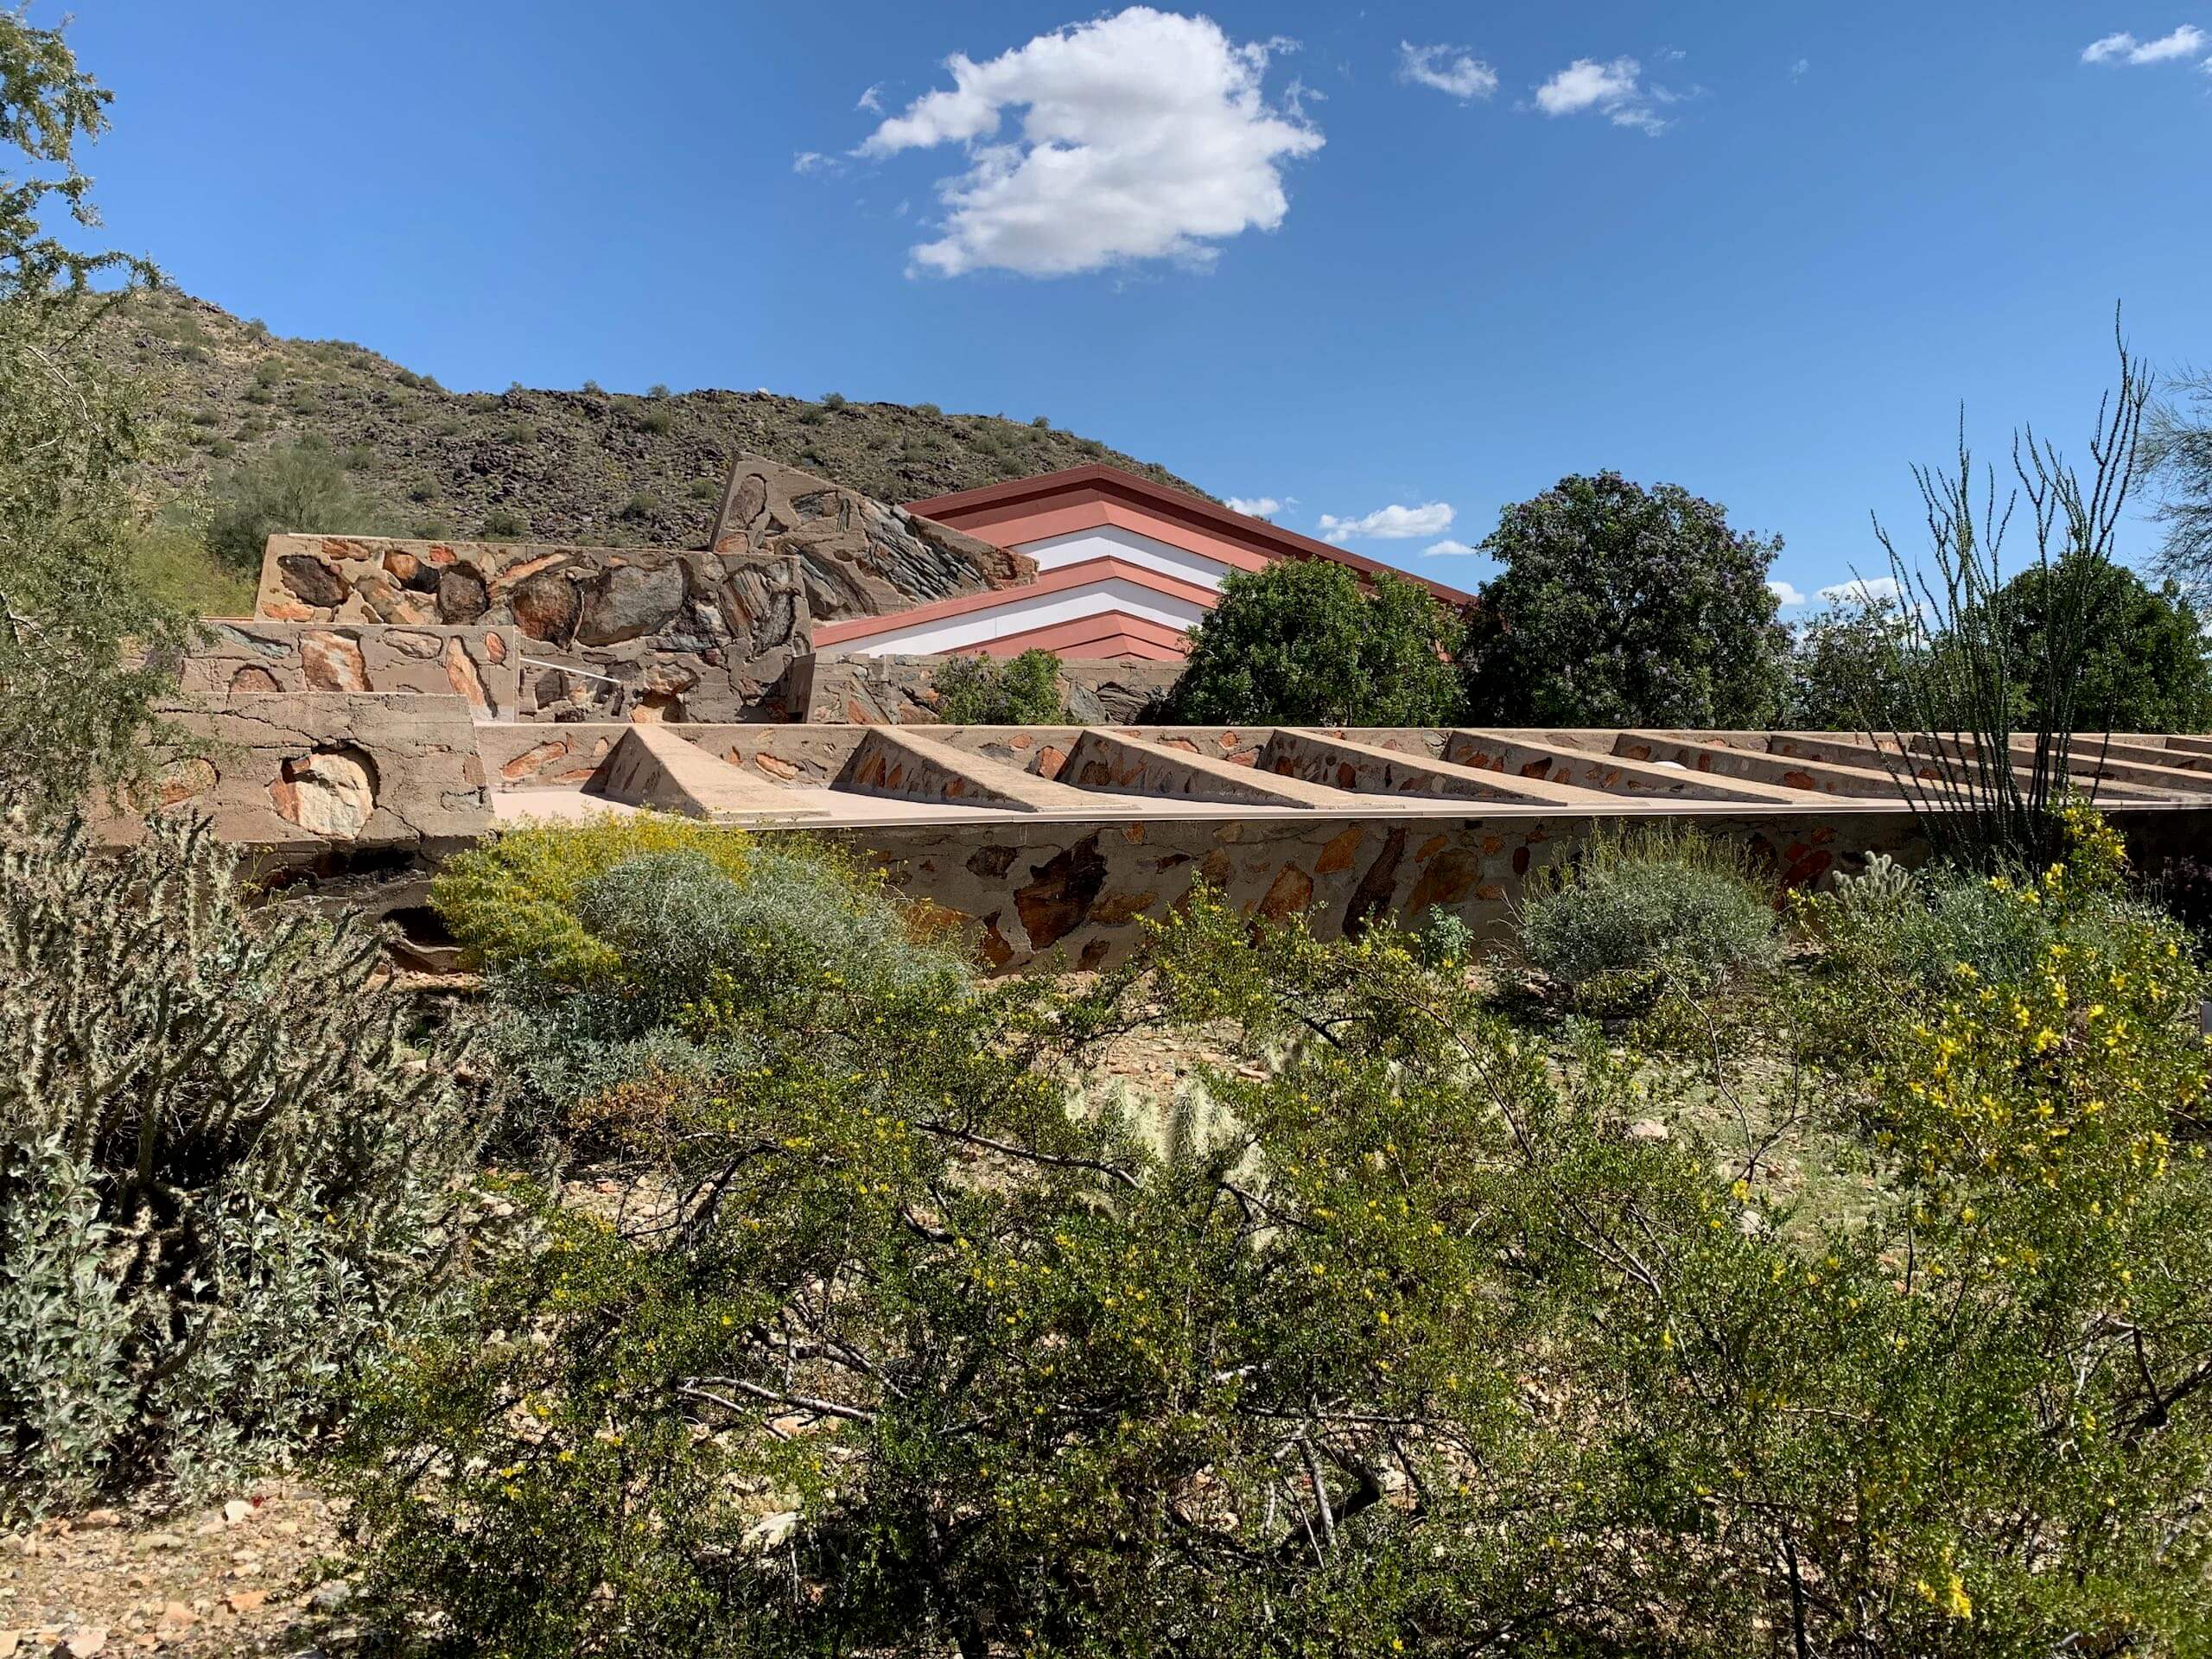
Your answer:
[96,288,1204,548]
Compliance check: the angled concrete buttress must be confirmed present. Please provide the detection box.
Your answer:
[592,725,830,823]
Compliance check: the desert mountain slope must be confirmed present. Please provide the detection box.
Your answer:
[97,288,1206,549]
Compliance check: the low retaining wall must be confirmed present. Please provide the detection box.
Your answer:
[792,653,1182,726]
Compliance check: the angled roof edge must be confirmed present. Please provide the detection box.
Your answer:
[908,463,1476,607]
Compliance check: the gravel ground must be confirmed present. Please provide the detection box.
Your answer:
[1,1482,356,1659]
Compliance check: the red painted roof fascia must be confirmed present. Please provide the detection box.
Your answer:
[908,463,1475,607]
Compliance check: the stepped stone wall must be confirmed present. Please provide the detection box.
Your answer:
[249,457,1034,723]
[254,532,810,721]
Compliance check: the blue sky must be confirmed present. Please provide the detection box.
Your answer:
[63,1,2210,606]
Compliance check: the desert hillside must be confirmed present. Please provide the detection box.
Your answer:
[95,288,1204,548]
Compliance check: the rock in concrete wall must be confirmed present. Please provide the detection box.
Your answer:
[835,811,1927,974]
[709,454,1034,620]
[95,693,492,852]
[255,534,810,722]
[177,621,522,717]
[791,652,1181,725]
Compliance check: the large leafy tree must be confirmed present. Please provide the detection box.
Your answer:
[1167,558,1465,726]
[1782,598,1931,731]
[1459,473,1789,728]
[1998,554,2212,734]
[0,9,185,819]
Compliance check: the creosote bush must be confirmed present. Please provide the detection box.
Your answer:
[1518,822,1782,1004]
[431,817,969,1156]
[336,819,2212,1656]
[0,817,486,1516]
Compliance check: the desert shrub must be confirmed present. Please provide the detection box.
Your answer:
[434,822,969,1154]
[339,871,2212,1656]
[128,511,257,617]
[206,436,396,570]
[0,817,486,1516]
[820,391,847,410]
[480,506,526,538]
[429,814,756,987]
[931,648,1066,724]
[1518,823,1780,1001]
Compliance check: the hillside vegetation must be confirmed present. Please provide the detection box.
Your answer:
[95,287,1201,552]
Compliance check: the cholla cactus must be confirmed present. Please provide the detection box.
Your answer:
[0,814,486,1516]
[1831,851,1916,918]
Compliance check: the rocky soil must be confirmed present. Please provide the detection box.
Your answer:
[94,289,1203,550]
[0,1483,353,1659]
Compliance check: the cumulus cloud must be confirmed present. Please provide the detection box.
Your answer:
[1818,575,1907,607]
[2082,24,2209,62]
[1768,579,1808,607]
[856,7,1322,278]
[1398,41,1498,101]
[1316,501,1456,544]
[1532,56,1675,133]
[856,83,885,113]
[1226,495,1282,518]
[792,151,830,174]
[1422,539,1478,558]
[1789,57,1811,81]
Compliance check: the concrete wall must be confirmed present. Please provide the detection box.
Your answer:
[177,621,522,718]
[791,653,1182,726]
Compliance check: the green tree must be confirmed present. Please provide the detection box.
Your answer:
[1998,554,2212,733]
[206,435,396,572]
[1459,473,1789,728]
[1782,596,1929,730]
[1168,559,1465,725]
[0,9,186,819]
[0,5,153,302]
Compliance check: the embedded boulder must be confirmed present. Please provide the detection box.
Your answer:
[576,559,687,645]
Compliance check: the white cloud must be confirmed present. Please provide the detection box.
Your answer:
[1398,41,1498,101]
[1789,57,1811,81]
[1817,575,1907,607]
[1768,579,1808,607]
[856,7,1322,278]
[792,151,830,174]
[2082,24,2209,63]
[1422,539,1478,558]
[856,83,885,113]
[1532,56,1674,133]
[1316,501,1456,544]
[1226,495,1281,518]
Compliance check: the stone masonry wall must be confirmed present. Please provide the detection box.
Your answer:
[791,653,1182,726]
[177,621,521,718]
[252,455,1037,725]
[254,533,810,722]
[708,453,1035,620]
[830,810,1925,973]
